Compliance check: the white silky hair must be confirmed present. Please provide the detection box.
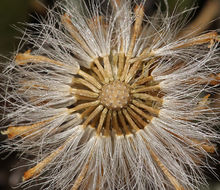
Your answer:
[0,0,220,190]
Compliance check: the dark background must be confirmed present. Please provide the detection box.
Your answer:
[0,0,219,189]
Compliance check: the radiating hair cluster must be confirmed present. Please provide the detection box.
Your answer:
[1,0,220,190]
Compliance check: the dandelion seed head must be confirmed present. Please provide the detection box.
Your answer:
[99,81,130,109]
[0,0,220,190]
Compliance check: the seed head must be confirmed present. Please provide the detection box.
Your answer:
[1,0,220,190]
[99,81,130,109]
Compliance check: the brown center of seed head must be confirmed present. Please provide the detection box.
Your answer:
[99,81,130,109]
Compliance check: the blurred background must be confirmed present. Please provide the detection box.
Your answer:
[0,0,219,189]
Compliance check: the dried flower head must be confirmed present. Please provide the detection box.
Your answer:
[1,0,220,189]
